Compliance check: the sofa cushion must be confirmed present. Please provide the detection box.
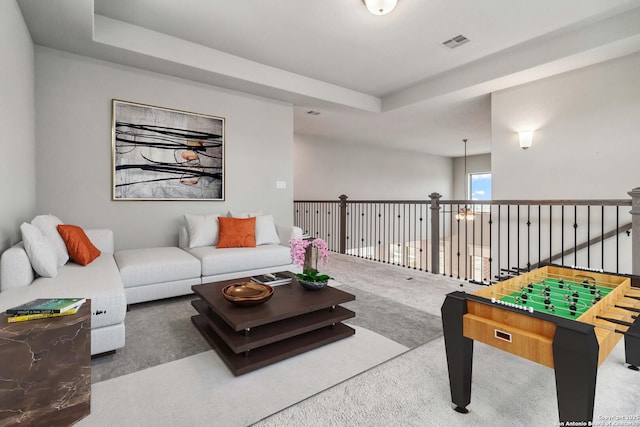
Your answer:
[217,217,256,248]
[184,213,221,248]
[255,215,281,246]
[20,222,58,278]
[0,254,126,330]
[115,247,201,288]
[31,214,69,266]
[188,244,292,276]
[57,225,101,266]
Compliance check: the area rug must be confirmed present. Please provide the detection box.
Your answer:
[77,326,407,427]
[255,328,640,426]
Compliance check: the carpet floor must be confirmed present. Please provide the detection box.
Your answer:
[92,254,458,383]
[88,254,640,426]
[78,326,407,426]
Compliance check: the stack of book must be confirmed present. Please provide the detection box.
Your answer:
[251,272,292,286]
[6,298,86,323]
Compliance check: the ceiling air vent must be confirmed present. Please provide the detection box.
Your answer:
[442,35,470,49]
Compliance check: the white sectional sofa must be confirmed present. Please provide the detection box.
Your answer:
[0,212,303,356]
[115,222,302,304]
[0,229,127,356]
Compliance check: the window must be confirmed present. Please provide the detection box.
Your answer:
[469,173,491,201]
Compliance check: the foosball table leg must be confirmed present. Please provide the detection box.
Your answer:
[441,292,474,414]
[624,320,640,371]
[552,324,599,424]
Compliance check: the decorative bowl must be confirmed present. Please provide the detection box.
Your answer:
[298,279,329,291]
[222,282,273,306]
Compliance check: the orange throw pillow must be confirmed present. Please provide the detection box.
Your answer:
[216,217,256,248]
[56,224,101,265]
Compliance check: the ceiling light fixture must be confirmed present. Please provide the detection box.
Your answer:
[362,0,398,15]
[456,138,475,221]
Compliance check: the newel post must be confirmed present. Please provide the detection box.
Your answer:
[628,187,640,275]
[339,194,348,254]
[430,192,442,274]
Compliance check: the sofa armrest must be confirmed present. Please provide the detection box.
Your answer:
[0,242,34,292]
[85,229,114,255]
[276,225,303,247]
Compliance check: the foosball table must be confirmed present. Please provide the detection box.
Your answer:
[441,265,640,424]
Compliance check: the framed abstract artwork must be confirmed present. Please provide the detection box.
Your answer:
[111,100,225,201]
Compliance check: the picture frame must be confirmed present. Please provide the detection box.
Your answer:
[111,99,225,201]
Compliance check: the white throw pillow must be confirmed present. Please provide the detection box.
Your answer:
[31,214,69,266]
[20,222,58,278]
[255,215,281,246]
[228,210,263,218]
[184,213,220,248]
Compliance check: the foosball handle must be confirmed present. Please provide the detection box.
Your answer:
[454,406,469,414]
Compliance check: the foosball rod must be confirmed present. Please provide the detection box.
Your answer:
[602,308,637,319]
[615,297,640,308]
[492,290,590,314]
[511,279,604,298]
[591,321,628,335]
[534,272,621,288]
[614,303,640,313]
[499,287,592,309]
[528,273,615,289]
[596,316,634,327]
[591,321,640,371]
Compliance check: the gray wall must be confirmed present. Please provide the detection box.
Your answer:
[0,0,36,252]
[452,153,491,200]
[294,134,452,200]
[35,47,295,250]
[491,52,640,200]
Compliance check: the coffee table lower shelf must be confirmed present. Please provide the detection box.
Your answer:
[192,314,355,376]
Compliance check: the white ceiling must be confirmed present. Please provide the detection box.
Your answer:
[17,0,640,156]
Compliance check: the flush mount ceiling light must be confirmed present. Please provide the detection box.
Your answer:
[362,0,398,15]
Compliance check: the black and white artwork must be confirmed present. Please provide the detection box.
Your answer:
[112,100,225,200]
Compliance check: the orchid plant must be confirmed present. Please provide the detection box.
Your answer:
[290,237,331,283]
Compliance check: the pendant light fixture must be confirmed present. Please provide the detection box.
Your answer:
[362,0,398,16]
[456,138,475,221]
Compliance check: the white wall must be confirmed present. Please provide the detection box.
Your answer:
[452,154,491,200]
[491,52,640,200]
[294,135,452,200]
[35,47,295,250]
[0,0,35,252]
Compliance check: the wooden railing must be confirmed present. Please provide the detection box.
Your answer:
[294,190,640,284]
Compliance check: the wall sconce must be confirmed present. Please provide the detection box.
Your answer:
[363,0,398,15]
[518,130,534,150]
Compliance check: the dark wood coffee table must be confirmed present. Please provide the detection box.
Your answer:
[191,275,355,376]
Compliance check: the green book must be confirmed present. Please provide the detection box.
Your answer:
[6,298,86,315]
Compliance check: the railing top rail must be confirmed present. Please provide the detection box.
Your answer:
[440,199,631,206]
[295,199,631,206]
[295,199,429,204]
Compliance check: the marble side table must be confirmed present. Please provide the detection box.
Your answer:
[0,301,91,426]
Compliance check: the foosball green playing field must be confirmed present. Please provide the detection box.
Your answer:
[496,275,614,320]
